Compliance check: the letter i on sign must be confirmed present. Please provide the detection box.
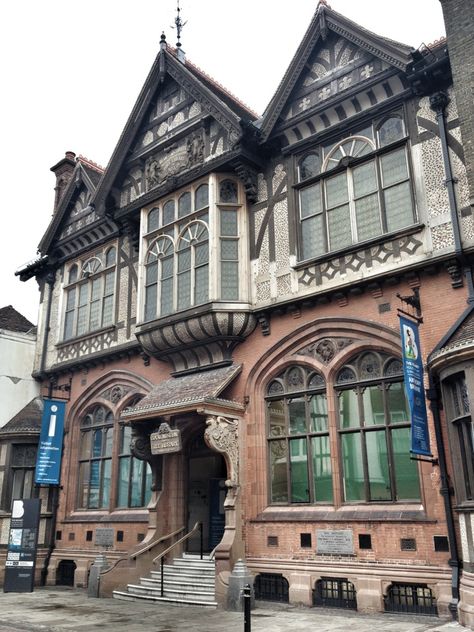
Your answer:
[48,405,58,437]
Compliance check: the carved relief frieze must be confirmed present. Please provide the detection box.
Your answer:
[205,415,239,490]
[296,337,353,363]
[298,234,423,289]
[100,384,131,404]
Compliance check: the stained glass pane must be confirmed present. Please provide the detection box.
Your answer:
[268,400,285,437]
[195,242,209,265]
[302,215,324,260]
[68,265,78,284]
[178,192,191,218]
[195,184,209,210]
[339,389,359,428]
[221,239,238,260]
[178,249,191,272]
[289,398,306,434]
[355,193,381,241]
[221,261,239,300]
[118,457,130,507]
[270,440,288,502]
[177,271,191,309]
[328,204,351,250]
[384,181,413,232]
[104,271,115,295]
[290,438,309,502]
[378,117,405,147]
[104,428,113,458]
[220,209,238,236]
[92,430,102,457]
[353,161,377,198]
[380,148,408,186]
[161,257,173,278]
[300,183,322,218]
[77,305,87,336]
[89,461,100,508]
[78,462,90,508]
[309,394,328,432]
[388,383,409,423]
[91,278,101,301]
[106,247,116,267]
[64,311,75,340]
[101,459,111,508]
[362,386,385,426]
[148,208,160,232]
[366,430,391,500]
[392,427,420,499]
[78,284,88,306]
[145,285,157,320]
[312,436,333,502]
[299,153,320,181]
[341,433,365,501]
[89,300,100,330]
[66,288,76,311]
[326,173,348,208]
[220,180,238,203]
[194,264,209,304]
[163,200,175,225]
[160,278,173,315]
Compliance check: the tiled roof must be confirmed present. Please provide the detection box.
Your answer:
[0,398,43,435]
[0,306,35,333]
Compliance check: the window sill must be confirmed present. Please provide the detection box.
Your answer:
[294,223,424,271]
[64,510,149,523]
[253,504,432,523]
[56,325,116,349]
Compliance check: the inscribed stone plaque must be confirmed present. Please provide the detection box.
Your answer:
[316,529,354,555]
[95,528,114,548]
[150,422,182,455]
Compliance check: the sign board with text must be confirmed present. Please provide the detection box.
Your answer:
[4,499,41,592]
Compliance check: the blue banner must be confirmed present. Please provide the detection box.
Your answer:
[35,399,66,485]
[399,316,431,457]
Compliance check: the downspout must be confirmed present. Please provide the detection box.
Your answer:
[427,90,470,618]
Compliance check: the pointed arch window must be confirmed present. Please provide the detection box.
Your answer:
[295,111,415,261]
[63,248,116,341]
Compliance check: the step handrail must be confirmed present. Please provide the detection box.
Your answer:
[152,521,202,566]
[101,525,185,576]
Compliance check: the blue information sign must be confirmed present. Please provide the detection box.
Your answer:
[399,315,432,457]
[35,399,66,485]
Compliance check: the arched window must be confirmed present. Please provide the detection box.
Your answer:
[147,207,160,233]
[118,424,152,507]
[336,351,420,502]
[178,191,192,218]
[266,365,332,504]
[144,236,174,320]
[296,111,414,261]
[63,250,116,340]
[177,221,209,309]
[78,406,114,509]
[195,183,209,210]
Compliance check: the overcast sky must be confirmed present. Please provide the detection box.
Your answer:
[1,0,446,324]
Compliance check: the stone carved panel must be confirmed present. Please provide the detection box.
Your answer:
[100,385,131,404]
[205,415,239,489]
[297,337,353,363]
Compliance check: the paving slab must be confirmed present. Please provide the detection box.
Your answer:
[0,588,469,632]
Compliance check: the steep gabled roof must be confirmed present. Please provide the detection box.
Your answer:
[92,41,258,215]
[259,1,414,143]
[0,397,43,435]
[38,157,104,255]
[0,306,35,333]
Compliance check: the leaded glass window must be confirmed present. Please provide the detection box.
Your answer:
[63,249,117,340]
[78,406,114,509]
[118,425,152,508]
[266,366,333,504]
[336,351,420,502]
[10,444,38,506]
[296,110,415,261]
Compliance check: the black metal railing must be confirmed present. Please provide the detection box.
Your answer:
[313,577,357,610]
[384,583,438,616]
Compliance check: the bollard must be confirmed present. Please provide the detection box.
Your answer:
[243,584,251,632]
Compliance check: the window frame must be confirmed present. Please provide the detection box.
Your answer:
[293,110,417,263]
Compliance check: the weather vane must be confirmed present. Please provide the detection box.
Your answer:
[173,0,187,49]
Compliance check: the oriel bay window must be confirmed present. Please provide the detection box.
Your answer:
[266,351,420,506]
[142,176,245,321]
[296,111,416,261]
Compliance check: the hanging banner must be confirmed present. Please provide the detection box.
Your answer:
[399,315,432,457]
[4,498,41,592]
[35,399,66,485]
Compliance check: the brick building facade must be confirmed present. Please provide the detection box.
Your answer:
[11,1,474,623]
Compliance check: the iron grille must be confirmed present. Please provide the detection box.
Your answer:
[254,573,289,602]
[313,577,357,610]
[384,583,438,616]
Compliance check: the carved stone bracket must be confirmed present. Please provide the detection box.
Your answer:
[235,163,258,204]
[204,415,239,499]
[445,260,463,288]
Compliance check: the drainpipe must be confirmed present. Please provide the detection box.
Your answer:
[39,270,55,377]
[426,372,460,619]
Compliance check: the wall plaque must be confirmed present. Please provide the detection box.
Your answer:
[150,422,182,455]
[95,528,114,548]
[316,529,354,555]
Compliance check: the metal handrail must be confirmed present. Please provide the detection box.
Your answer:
[101,525,185,576]
[152,521,202,566]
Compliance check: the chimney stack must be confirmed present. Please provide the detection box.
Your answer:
[50,151,76,213]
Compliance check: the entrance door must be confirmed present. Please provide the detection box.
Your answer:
[187,447,226,552]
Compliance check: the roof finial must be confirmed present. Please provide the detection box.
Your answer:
[174,0,186,50]
[160,31,167,51]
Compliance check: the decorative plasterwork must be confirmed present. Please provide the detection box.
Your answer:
[100,384,131,404]
[205,415,239,488]
[296,337,353,363]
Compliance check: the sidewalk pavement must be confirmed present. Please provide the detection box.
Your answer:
[0,588,469,632]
